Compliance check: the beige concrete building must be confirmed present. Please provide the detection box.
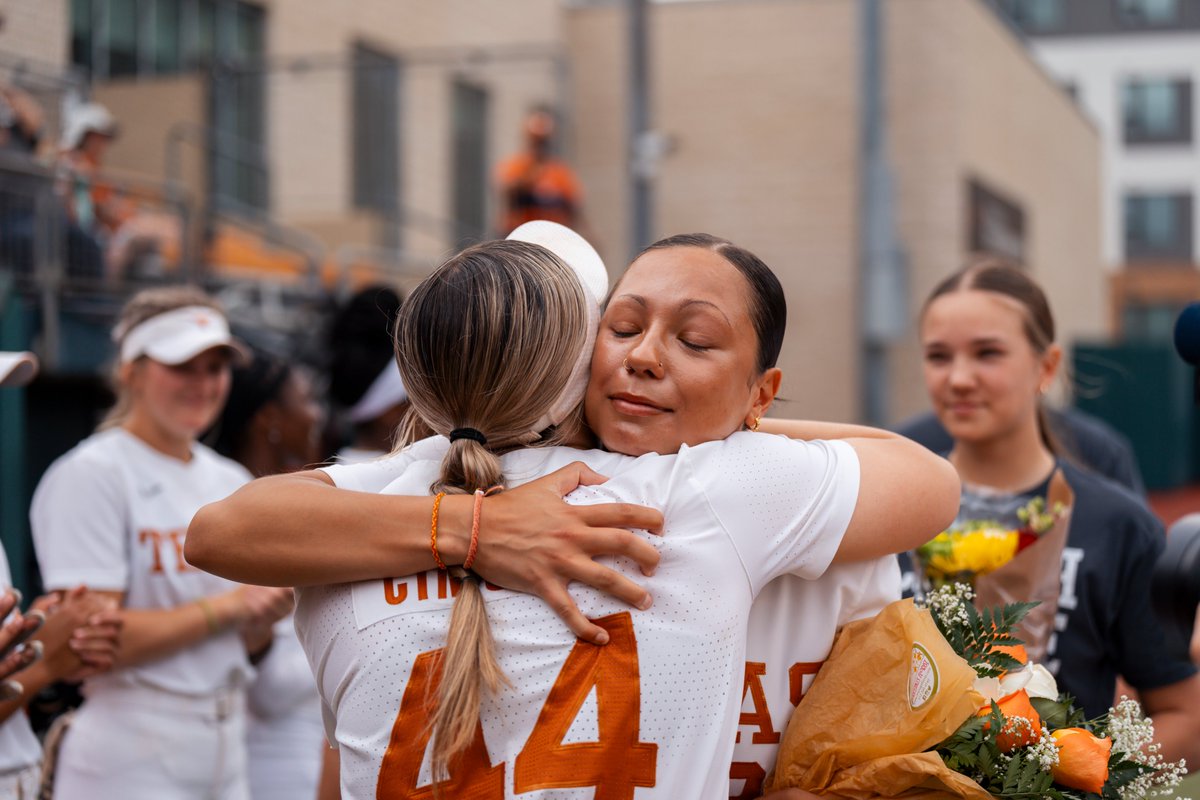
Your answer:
[569,0,1102,424]
[32,0,1102,423]
[0,0,69,69]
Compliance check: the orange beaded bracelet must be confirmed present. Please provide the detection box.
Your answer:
[430,491,448,570]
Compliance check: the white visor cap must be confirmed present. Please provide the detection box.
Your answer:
[505,221,609,436]
[118,305,246,365]
[0,352,38,387]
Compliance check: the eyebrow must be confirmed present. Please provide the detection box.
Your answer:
[614,294,733,326]
[923,336,1007,349]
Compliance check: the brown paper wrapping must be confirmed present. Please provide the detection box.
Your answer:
[973,470,1075,665]
[765,599,991,799]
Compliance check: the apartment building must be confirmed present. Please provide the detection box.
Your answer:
[998,0,1200,337]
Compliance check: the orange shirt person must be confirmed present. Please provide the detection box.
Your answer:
[495,109,583,235]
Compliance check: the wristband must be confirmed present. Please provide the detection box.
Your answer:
[196,597,221,635]
[430,492,448,570]
[464,486,502,571]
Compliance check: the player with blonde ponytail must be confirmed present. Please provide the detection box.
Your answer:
[391,237,592,777]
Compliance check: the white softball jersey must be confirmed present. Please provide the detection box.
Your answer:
[0,544,41,778]
[30,427,254,696]
[728,558,901,798]
[300,431,860,799]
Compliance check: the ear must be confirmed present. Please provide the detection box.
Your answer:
[1039,344,1063,393]
[745,367,783,427]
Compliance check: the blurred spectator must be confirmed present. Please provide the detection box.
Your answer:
[495,107,587,236]
[0,351,123,800]
[29,287,293,798]
[208,350,323,477]
[328,285,409,462]
[0,83,96,280]
[57,101,181,281]
[0,83,44,155]
[207,349,325,800]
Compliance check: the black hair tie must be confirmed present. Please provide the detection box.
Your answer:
[449,427,488,445]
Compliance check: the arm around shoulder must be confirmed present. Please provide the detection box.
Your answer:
[834,436,960,563]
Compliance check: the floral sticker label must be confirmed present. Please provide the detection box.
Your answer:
[909,642,939,709]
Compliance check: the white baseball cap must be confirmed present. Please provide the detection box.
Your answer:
[506,221,609,436]
[60,102,118,151]
[0,352,37,387]
[118,305,247,365]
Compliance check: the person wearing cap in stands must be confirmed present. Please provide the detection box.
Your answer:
[328,285,410,463]
[30,287,294,799]
[0,352,123,800]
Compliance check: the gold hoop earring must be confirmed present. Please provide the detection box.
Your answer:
[751,416,761,432]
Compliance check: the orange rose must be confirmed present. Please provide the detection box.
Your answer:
[977,689,1041,751]
[1050,727,1111,794]
[991,643,1028,668]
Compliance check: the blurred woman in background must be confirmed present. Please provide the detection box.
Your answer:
[914,261,1200,764]
[209,348,325,800]
[31,287,293,799]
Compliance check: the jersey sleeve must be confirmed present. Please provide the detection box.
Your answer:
[320,436,447,493]
[837,556,902,625]
[688,433,861,593]
[30,451,131,591]
[1111,513,1198,691]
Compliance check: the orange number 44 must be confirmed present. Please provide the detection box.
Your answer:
[376,612,658,799]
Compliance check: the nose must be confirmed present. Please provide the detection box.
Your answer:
[624,337,664,377]
[947,355,975,391]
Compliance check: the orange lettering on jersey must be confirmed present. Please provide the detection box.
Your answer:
[383,578,407,606]
[376,649,505,798]
[728,761,766,800]
[788,661,824,706]
[437,571,462,600]
[138,530,166,573]
[166,530,192,572]
[735,662,780,745]
[513,612,658,799]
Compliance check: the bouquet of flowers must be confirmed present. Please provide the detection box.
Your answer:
[911,471,1074,663]
[766,587,1188,800]
[923,585,1187,800]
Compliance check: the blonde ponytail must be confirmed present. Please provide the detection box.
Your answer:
[391,239,590,783]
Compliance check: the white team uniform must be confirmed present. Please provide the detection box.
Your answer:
[0,545,41,799]
[299,431,860,799]
[31,428,254,800]
[728,559,901,798]
[246,613,325,800]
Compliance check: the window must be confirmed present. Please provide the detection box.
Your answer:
[1123,79,1192,144]
[68,0,264,80]
[1116,0,1179,25]
[1124,193,1193,261]
[351,44,400,219]
[1003,0,1065,32]
[452,81,490,243]
[1122,302,1189,341]
[71,0,94,73]
[968,180,1027,263]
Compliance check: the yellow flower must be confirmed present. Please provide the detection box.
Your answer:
[923,528,1018,578]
